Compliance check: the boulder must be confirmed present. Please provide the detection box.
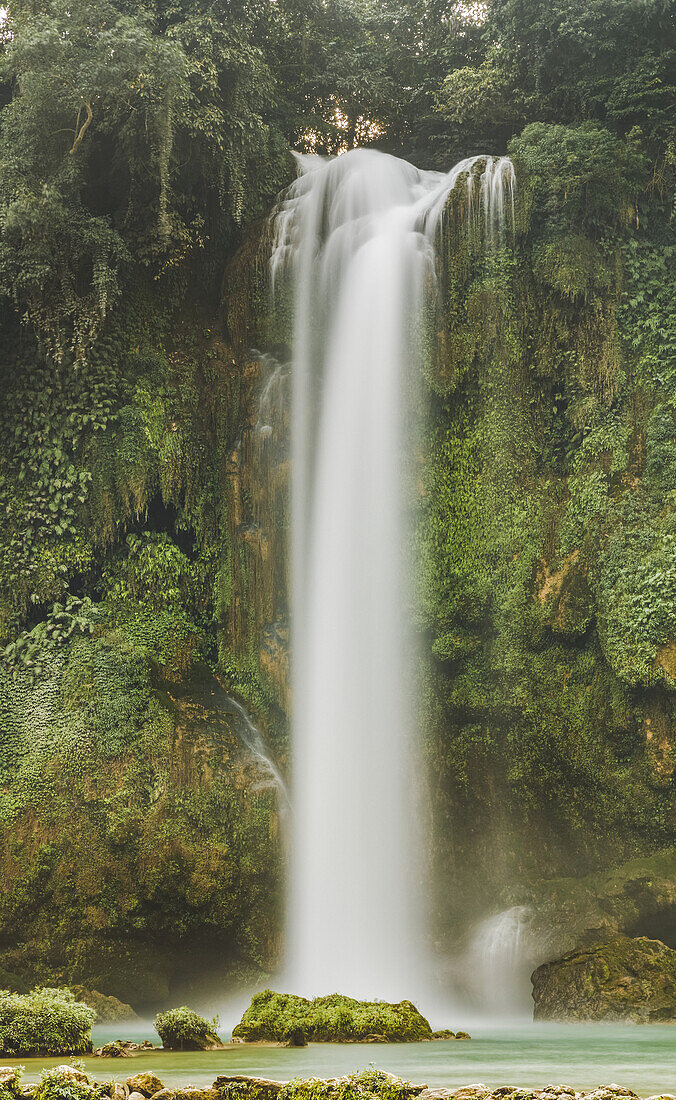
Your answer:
[54,1067,89,1084]
[129,1092,146,1100]
[585,1091,638,1100]
[71,986,138,1023]
[213,1078,282,1100]
[127,1076,165,1097]
[532,936,676,1021]
[98,1041,132,1058]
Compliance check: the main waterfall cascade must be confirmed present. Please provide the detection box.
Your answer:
[270,149,515,1002]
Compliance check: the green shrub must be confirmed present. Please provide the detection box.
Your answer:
[0,1066,22,1100]
[232,991,433,1043]
[154,1005,221,1050]
[0,988,95,1056]
[33,1064,104,1100]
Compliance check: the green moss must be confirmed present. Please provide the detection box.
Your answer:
[232,991,433,1043]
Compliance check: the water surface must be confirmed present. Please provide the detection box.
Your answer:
[7,1024,676,1096]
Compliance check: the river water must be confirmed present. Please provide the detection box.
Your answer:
[7,1023,675,1095]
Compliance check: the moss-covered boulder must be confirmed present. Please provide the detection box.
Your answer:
[232,991,434,1043]
[126,1074,165,1097]
[532,936,676,1021]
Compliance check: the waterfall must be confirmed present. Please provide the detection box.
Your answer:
[465,906,535,1017]
[271,149,515,1001]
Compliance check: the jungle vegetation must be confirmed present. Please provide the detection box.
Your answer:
[0,0,674,1002]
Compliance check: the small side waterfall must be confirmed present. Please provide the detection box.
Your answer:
[271,149,515,1001]
[465,906,535,1017]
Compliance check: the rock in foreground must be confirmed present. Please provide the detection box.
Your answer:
[532,935,676,1021]
[232,991,437,1042]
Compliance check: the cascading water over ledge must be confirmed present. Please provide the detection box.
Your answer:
[270,149,515,1003]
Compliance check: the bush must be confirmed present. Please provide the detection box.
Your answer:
[33,1065,104,1100]
[0,1067,22,1100]
[154,1006,221,1050]
[231,991,433,1043]
[0,988,95,1056]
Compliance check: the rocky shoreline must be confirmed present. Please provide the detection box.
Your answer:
[1,1065,673,1100]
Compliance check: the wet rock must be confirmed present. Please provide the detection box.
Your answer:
[127,1075,165,1097]
[532,936,676,1021]
[213,1077,282,1099]
[54,1067,89,1084]
[96,1040,156,1057]
[98,1041,132,1058]
[585,1090,639,1100]
[538,1089,580,1100]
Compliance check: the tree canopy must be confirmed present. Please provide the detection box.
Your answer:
[0,0,672,359]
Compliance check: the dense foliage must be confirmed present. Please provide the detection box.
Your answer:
[0,0,674,997]
[232,991,433,1043]
[0,987,95,1056]
[154,1005,221,1049]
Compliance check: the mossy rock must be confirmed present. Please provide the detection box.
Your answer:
[232,990,433,1043]
[532,935,676,1022]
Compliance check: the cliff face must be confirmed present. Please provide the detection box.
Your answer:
[0,123,675,1000]
[418,126,676,938]
[0,284,288,1005]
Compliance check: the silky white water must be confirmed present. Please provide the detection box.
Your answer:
[271,149,515,1001]
[465,906,536,1017]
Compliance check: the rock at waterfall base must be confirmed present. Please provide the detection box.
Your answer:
[532,936,676,1021]
[232,990,435,1042]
